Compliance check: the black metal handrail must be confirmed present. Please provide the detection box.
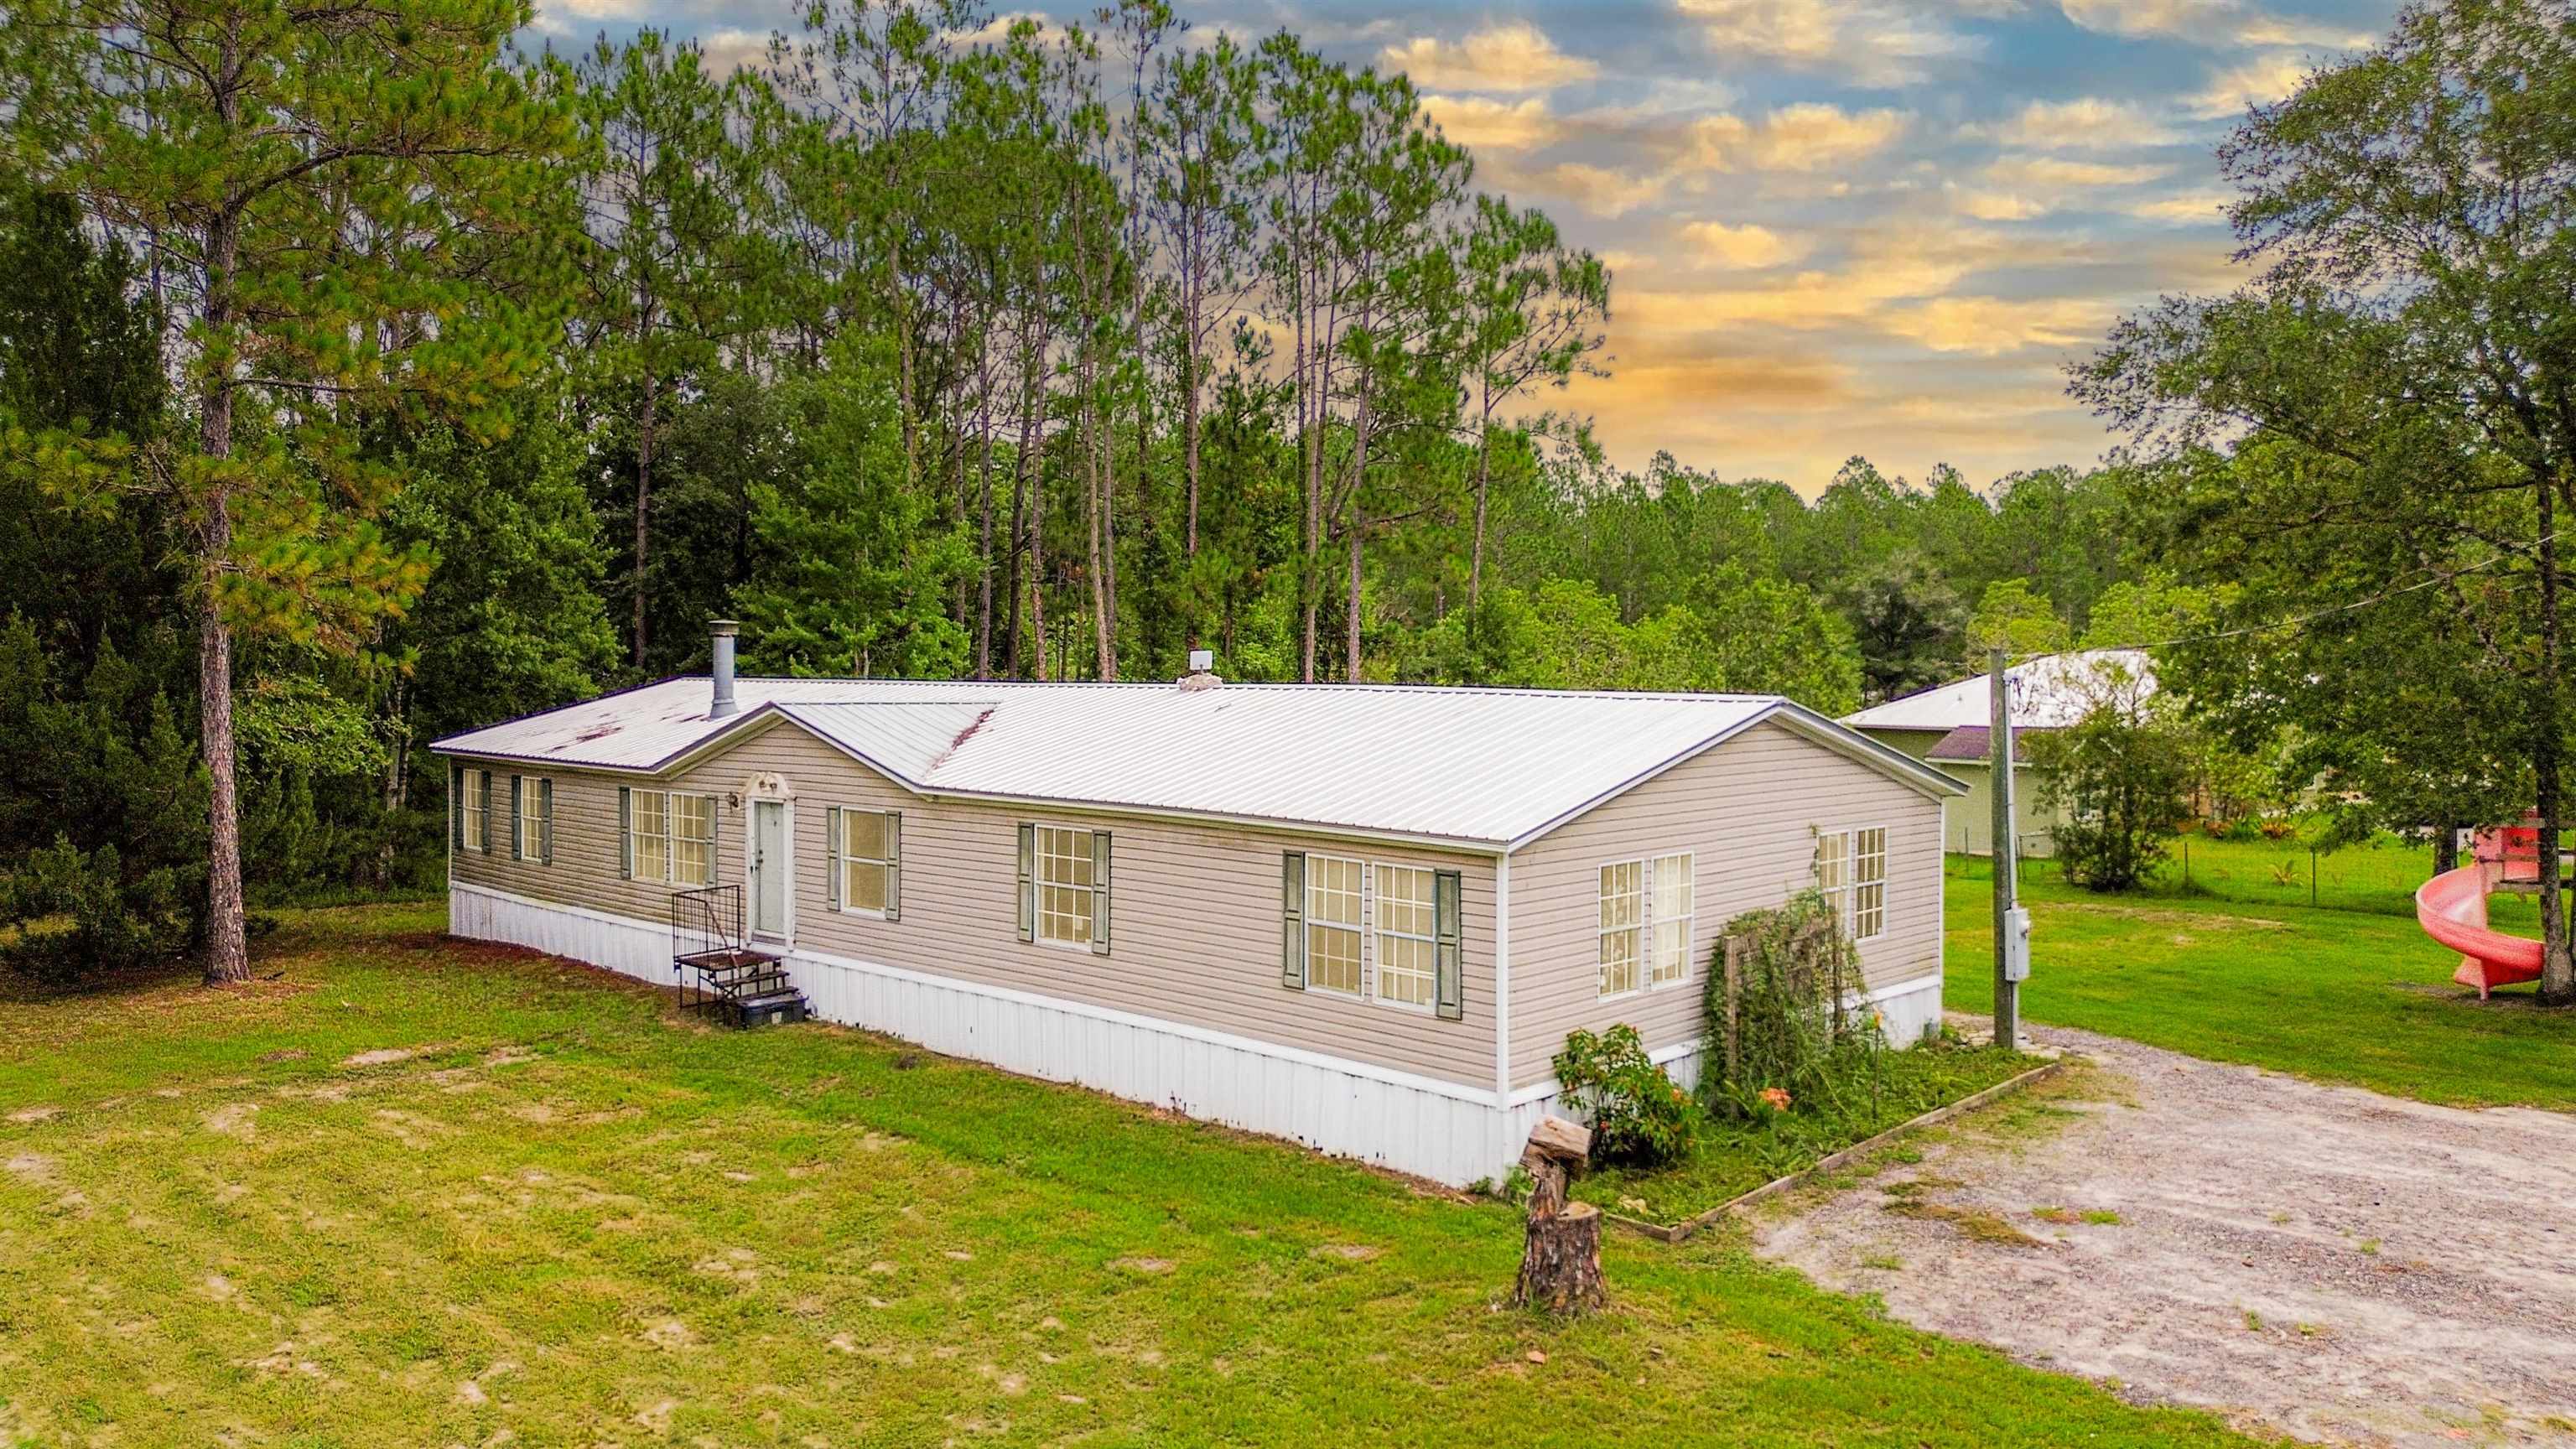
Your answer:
[671,884,743,1015]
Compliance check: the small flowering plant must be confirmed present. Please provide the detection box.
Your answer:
[1552,1023,1696,1167]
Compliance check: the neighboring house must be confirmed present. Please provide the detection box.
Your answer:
[1842,649,2155,859]
[431,625,1964,1187]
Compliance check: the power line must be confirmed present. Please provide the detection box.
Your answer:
[2011,528,2562,666]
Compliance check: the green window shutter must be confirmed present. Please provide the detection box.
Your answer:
[825,806,843,911]
[704,795,721,886]
[450,762,465,849]
[1089,831,1112,956]
[1280,851,1307,989]
[477,771,491,853]
[538,779,553,865]
[509,776,523,861]
[617,787,633,880]
[1015,822,1036,943]
[1434,869,1465,1021]
[885,811,903,922]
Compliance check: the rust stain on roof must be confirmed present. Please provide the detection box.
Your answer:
[927,707,997,773]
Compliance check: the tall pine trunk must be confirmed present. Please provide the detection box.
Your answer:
[1470,427,1493,610]
[631,367,658,667]
[1343,383,1373,682]
[2537,474,2573,1004]
[974,335,997,681]
[200,211,248,986]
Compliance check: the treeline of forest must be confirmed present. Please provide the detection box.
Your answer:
[0,0,2152,980]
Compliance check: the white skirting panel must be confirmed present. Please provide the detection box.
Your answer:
[448,884,1535,1187]
[449,886,1944,1189]
[450,884,676,986]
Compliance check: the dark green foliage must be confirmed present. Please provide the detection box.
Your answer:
[1551,1022,1696,1168]
[0,617,207,982]
[2027,661,2194,891]
[729,350,974,679]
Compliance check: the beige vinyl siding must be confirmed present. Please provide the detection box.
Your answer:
[450,719,1499,1090]
[1504,720,1945,1090]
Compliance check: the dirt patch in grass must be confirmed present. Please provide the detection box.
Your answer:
[1880,1195,2047,1248]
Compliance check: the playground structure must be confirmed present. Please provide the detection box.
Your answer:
[2415,818,2550,997]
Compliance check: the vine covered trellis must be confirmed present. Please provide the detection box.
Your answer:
[1700,889,1887,1121]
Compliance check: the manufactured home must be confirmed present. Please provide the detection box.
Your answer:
[431,625,1964,1187]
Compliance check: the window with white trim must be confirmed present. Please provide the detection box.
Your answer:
[632,790,672,882]
[462,769,488,853]
[1817,826,1887,942]
[838,808,895,914]
[1598,852,1696,998]
[1305,853,1363,995]
[673,794,714,886]
[1597,860,1644,997]
[626,789,715,888]
[1374,864,1438,1010]
[517,779,549,865]
[1854,827,1886,940]
[1036,823,1096,947]
[1649,852,1695,987]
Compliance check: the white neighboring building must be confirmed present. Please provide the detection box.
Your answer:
[1842,650,2156,858]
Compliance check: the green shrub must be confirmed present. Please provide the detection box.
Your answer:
[1552,1023,1695,1168]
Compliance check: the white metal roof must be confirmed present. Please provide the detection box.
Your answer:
[435,676,1961,850]
[1841,650,2155,734]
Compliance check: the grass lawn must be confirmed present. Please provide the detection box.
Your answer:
[0,905,2257,1447]
[1570,1041,2044,1227]
[1944,864,2576,1111]
[1973,831,2539,922]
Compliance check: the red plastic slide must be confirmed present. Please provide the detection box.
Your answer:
[2415,823,2545,997]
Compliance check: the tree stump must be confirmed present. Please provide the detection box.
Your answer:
[1512,1117,1603,1316]
[1513,1200,1604,1316]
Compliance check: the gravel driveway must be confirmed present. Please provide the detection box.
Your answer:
[1751,1023,2576,1446]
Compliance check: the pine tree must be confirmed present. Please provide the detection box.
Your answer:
[4,0,578,983]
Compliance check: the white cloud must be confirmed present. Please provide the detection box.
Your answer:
[2190,53,2316,117]
[2127,189,2236,225]
[1520,162,1665,218]
[1984,153,2173,188]
[539,0,647,19]
[1379,23,1599,94]
[699,28,771,75]
[951,11,1051,47]
[1420,95,1561,152]
[1685,103,1910,173]
[1948,185,2049,221]
[1880,296,2109,354]
[1673,0,1978,86]
[1994,97,2178,150]
[1680,221,1808,268]
[2058,0,2372,48]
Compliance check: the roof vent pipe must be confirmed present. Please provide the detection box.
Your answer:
[1178,648,1222,693]
[709,621,740,718]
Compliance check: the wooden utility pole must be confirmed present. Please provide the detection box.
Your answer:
[1990,648,2022,1052]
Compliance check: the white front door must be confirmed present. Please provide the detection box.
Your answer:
[749,799,790,940]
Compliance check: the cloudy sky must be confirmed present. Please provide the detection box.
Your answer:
[538,0,2400,493]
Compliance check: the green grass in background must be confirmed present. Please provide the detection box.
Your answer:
[1943,872,2576,1110]
[0,905,2255,1447]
